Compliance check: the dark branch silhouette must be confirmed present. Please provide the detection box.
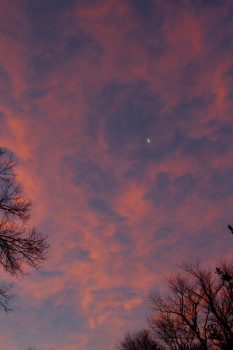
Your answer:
[0,148,48,310]
[118,329,163,350]
[149,261,233,350]
[0,283,13,312]
[117,226,233,350]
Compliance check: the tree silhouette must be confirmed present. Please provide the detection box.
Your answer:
[117,226,233,350]
[149,261,233,350]
[0,148,48,310]
[118,329,163,350]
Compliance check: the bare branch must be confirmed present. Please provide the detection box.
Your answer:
[149,260,233,349]
[0,148,48,311]
[0,283,13,312]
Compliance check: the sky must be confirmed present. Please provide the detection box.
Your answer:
[0,0,233,349]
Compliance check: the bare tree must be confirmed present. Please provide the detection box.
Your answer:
[118,329,163,350]
[183,262,233,349]
[0,148,48,310]
[149,260,233,350]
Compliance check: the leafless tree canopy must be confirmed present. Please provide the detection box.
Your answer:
[117,227,233,350]
[118,329,163,350]
[0,148,48,310]
[149,261,233,350]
